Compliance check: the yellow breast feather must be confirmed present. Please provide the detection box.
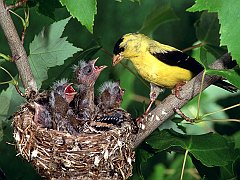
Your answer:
[130,50,193,88]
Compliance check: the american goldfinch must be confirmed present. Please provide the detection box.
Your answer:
[73,58,107,120]
[113,33,237,113]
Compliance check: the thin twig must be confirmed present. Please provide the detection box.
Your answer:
[202,103,240,118]
[180,150,189,180]
[15,84,25,97]
[182,42,205,52]
[6,0,27,10]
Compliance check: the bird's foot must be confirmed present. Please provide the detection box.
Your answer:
[174,108,193,123]
[172,81,187,99]
[135,113,149,130]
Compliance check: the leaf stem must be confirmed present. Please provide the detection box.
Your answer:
[196,70,206,120]
[180,149,189,180]
[0,66,17,84]
[198,118,240,123]
[202,103,240,118]
[0,53,11,61]
[182,42,205,52]
[0,66,25,96]
[8,10,25,25]
[0,80,13,85]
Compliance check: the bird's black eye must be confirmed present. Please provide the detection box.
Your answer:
[113,37,124,55]
[83,65,92,75]
[113,86,120,94]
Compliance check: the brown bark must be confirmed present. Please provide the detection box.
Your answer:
[0,0,37,91]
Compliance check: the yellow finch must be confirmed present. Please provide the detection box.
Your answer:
[112,33,237,113]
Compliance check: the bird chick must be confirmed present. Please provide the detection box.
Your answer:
[34,102,52,128]
[113,33,237,114]
[93,81,128,128]
[49,79,78,134]
[97,81,125,110]
[73,58,107,120]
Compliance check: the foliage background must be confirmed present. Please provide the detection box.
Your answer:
[0,0,239,179]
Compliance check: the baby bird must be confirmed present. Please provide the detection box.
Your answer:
[97,81,125,110]
[49,79,78,134]
[113,33,237,114]
[94,81,128,127]
[33,102,52,128]
[73,58,107,120]
[32,90,52,128]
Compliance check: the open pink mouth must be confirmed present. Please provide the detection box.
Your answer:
[64,83,77,95]
[94,65,107,71]
[91,58,107,71]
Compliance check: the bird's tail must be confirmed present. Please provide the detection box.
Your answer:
[213,80,238,93]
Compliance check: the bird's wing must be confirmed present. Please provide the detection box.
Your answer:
[148,43,203,75]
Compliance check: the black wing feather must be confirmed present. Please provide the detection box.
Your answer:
[113,37,124,55]
[152,50,238,92]
[151,51,203,75]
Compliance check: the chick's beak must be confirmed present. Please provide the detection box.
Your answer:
[64,83,77,95]
[64,83,77,104]
[112,53,123,66]
[91,57,108,72]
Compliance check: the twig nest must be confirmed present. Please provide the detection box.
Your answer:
[13,102,135,179]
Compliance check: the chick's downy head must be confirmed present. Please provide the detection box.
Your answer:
[50,79,77,107]
[113,33,150,65]
[74,58,107,86]
[98,81,125,109]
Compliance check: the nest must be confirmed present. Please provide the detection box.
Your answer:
[13,102,135,179]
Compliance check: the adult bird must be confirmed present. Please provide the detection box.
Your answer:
[112,33,237,114]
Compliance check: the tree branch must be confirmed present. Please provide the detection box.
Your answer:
[0,0,37,91]
[133,53,233,148]
[6,0,27,10]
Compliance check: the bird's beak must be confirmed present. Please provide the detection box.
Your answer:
[91,57,108,72]
[112,53,123,66]
[64,83,77,104]
[64,83,77,96]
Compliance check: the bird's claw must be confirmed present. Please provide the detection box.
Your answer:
[135,113,148,130]
[173,107,193,123]
[172,81,187,100]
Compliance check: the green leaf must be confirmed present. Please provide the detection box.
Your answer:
[41,45,101,89]
[60,0,97,33]
[146,130,235,167]
[27,0,62,19]
[188,0,240,65]
[29,17,81,88]
[187,0,220,12]
[0,120,3,142]
[233,131,240,149]
[206,69,240,89]
[139,5,179,36]
[195,12,220,46]
[148,164,165,180]
[0,84,25,121]
[191,155,220,179]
